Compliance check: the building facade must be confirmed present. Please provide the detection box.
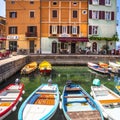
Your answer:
[6,0,88,54]
[89,0,117,53]
[5,0,117,54]
[0,16,6,49]
[6,0,40,54]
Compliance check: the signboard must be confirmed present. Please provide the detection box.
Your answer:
[7,35,19,40]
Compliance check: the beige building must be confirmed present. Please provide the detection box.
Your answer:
[6,0,88,54]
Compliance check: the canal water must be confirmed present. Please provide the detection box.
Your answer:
[0,66,114,120]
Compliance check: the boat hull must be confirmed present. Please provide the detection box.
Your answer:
[91,84,120,120]
[0,83,24,120]
[18,84,59,120]
[62,83,104,120]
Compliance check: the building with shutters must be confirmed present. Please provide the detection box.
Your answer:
[89,0,117,54]
[0,16,6,49]
[5,0,88,54]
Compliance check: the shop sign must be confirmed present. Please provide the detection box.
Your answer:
[7,35,19,40]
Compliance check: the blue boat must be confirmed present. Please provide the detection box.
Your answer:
[18,83,59,120]
[62,82,104,120]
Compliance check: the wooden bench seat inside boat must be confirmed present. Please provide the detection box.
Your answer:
[66,87,81,91]
[64,95,88,98]
[34,94,55,105]
[67,110,101,120]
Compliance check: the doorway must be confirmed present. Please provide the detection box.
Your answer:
[29,40,34,53]
[71,43,76,53]
[52,41,57,53]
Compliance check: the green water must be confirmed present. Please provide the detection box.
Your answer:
[2,66,115,120]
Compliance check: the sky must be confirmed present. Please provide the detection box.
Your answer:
[0,0,120,39]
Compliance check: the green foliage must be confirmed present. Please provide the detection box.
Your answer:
[89,34,119,41]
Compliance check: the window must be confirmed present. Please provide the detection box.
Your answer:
[92,26,98,35]
[9,12,17,18]
[105,0,111,6]
[52,10,57,18]
[105,11,111,20]
[92,0,99,5]
[72,26,77,34]
[11,0,15,4]
[73,2,77,6]
[9,27,17,34]
[62,26,67,34]
[30,11,34,18]
[73,10,77,18]
[52,26,57,34]
[92,11,99,19]
[53,1,57,5]
[30,0,34,4]
[28,26,36,33]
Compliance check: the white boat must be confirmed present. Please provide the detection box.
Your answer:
[91,84,120,120]
[0,83,24,120]
[109,61,120,74]
[18,83,59,120]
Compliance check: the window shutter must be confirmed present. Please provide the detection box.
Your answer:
[60,26,62,33]
[89,10,92,19]
[67,26,69,34]
[77,26,79,34]
[111,12,114,20]
[99,0,105,5]
[102,11,105,19]
[99,11,101,19]
[50,26,52,34]
[70,26,72,34]
[89,26,92,35]
[89,0,92,4]
[57,26,59,34]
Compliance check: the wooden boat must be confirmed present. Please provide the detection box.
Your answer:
[91,84,120,120]
[0,83,24,120]
[21,61,37,74]
[109,61,120,74]
[88,62,109,74]
[38,60,52,75]
[62,82,104,120]
[99,62,109,68]
[18,83,59,120]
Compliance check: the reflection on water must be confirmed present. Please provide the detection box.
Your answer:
[0,66,114,120]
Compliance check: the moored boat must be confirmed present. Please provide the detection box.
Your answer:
[0,83,24,120]
[38,60,52,75]
[21,61,37,75]
[62,81,104,120]
[88,62,109,74]
[91,84,120,120]
[99,62,109,68]
[18,83,59,120]
[109,61,120,74]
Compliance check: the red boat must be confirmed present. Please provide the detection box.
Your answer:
[0,83,25,120]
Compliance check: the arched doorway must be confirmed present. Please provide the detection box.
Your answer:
[92,42,97,52]
[52,41,57,53]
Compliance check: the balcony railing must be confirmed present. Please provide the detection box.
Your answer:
[25,32,37,37]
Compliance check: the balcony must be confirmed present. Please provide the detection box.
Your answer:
[25,32,37,37]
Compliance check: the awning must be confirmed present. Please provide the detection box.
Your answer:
[58,37,89,42]
[0,37,6,41]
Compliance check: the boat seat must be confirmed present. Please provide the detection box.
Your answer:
[67,110,101,120]
[64,95,88,98]
[65,87,81,91]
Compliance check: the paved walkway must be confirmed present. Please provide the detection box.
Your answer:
[0,55,27,66]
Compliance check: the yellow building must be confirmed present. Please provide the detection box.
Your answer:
[0,16,6,49]
[6,0,88,54]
